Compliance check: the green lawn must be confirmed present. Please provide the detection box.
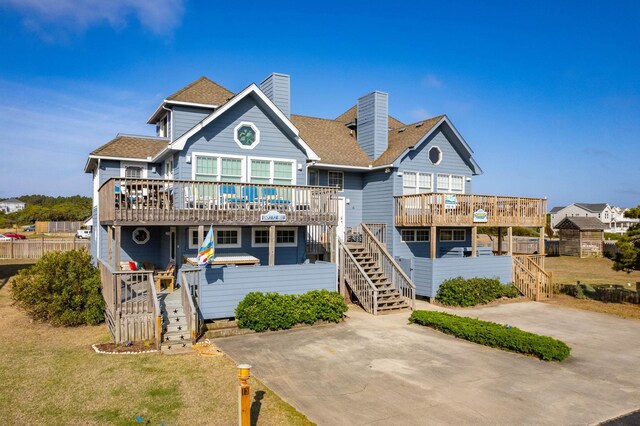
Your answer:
[0,266,313,425]
[545,256,640,285]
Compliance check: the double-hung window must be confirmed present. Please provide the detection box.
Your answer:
[194,155,218,182]
[248,158,295,185]
[221,158,242,182]
[328,171,344,191]
[401,229,430,242]
[188,227,241,249]
[440,229,466,242]
[252,227,298,247]
[122,162,147,179]
[193,154,245,182]
[403,171,432,194]
[436,174,465,193]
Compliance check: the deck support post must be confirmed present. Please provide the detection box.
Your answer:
[114,226,121,268]
[329,225,337,263]
[198,225,204,251]
[497,227,502,255]
[471,227,477,257]
[430,225,437,258]
[538,226,545,256]
[108,226,113,265]
[507,226,513,256]
[268,225,276,266]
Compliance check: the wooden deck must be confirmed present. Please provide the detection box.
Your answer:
[98,178,338,226]
[394,193,546,228]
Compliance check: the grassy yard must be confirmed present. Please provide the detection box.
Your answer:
[543,256,640,320]
[545,256,640,285]
[0,268,313,425]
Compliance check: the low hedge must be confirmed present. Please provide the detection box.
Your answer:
[235,289,348,332]
[409,310,571,361]
[436,276,520,307]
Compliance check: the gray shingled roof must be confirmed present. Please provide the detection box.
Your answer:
[549,206,565,214]
[0,198,24,204]
[574,203,608,213]
[556,217,607,230]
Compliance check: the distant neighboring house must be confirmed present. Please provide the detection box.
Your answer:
[550,203,639,234]
[0,198,25,214]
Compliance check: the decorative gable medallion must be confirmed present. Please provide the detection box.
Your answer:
[234,121,260,149]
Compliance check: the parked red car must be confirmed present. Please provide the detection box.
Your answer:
[3,233,26,240]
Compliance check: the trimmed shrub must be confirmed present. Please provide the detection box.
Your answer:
[410,310,571,361]
[235,289,347,332]
[436,276,520,307]
[11,249,104,326]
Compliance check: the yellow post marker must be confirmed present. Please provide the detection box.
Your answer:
[238,364,251,426]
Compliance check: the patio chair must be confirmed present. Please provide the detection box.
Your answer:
[220,185,245,203]
[242,186,259,203]
[261,187,291,205]
[154,262,176,292]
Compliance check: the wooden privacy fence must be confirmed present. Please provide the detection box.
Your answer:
[480,239,559,256]
[35,221,83,234]
[557,283,640,304]
[0,239,90,260]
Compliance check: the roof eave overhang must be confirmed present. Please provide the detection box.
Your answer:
[312,162,393,171]
[147,100,220,124]
[170,84,320,161]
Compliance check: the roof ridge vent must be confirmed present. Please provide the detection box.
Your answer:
[415,122,424,128]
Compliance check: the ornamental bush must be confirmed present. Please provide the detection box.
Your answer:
[409,310,571,361]
[436,276,520,307]
[11,249,104,326]
[235,289,347,332]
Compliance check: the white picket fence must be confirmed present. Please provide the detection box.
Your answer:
[0,239,90,260]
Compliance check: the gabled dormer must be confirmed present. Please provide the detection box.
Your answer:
[147,77,235,141]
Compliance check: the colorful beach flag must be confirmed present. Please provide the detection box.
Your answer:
[198,225,215,266]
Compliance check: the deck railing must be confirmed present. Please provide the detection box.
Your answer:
[513,255,552,301]
[363,223,387,245]
[362,223,415,309]
[306,224,331,255]
[338,239,378,315]
[98,259,157,343]
[99,178,338,225]
[394,193,546,227]
[181,269,202,344]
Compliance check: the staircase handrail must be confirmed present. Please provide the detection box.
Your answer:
[148,271,162,347]
[512,255,552,301]
[181,270,201,344]
[361,223,416,309]
[338,239,379,315]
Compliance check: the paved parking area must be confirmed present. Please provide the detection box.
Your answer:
[216,301,640,425]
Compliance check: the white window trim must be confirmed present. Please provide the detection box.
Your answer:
[400,229,430,243]
[439,229,466,242]
[328,170,344,192]
[191,152,247,182]
[188,227,199,249]
[164,158,174,180]
[248,156,297,185]
[215,227,242,248]
[402,171,433,194]
[121,161,148,179]
[429,146,443,165]
[233,121,261,150]
[252,227,298,248]
[132,227,150,245]
[436,173,466,193]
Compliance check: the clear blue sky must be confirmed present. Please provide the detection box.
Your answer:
[0,0,638,209]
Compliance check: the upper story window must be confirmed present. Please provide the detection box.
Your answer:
[436,174,465,193]
[193,154,244,183]
[249,158,295,185]
[157,112,171,138]
[234,122,260,149]
[403,172,432,194]
[429,146,442,165]
[328,171,344,191]
[121,162,147,179]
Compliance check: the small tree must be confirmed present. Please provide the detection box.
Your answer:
[612,224,640,272]
[11,249,104,326]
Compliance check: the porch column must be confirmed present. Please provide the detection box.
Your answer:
[108,225,113,265]
[329,225,337,263]
[198,225,204,249]
[507,226,513,256]
[114,225,121,269]
[430,225,437,258]
[538,226,545,256]
[268,225,276,266]
[497,227,502,255]
[471,227,477,257]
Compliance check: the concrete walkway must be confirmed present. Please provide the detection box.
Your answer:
[216,301,640,425]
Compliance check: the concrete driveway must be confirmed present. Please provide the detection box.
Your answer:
[215,301,640,425]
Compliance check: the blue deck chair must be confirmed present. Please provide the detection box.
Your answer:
[242,186,259,203]
[220,185,245,203]
[261,187,291,205]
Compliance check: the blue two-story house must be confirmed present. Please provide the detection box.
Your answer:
[86,73,548,346]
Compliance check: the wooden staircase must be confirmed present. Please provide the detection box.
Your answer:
[159,290,193,352]
[344,243,411,313]
[512,254,553,301]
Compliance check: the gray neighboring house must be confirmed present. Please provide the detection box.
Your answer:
[0,198,25,214]
[550,203,639,234]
